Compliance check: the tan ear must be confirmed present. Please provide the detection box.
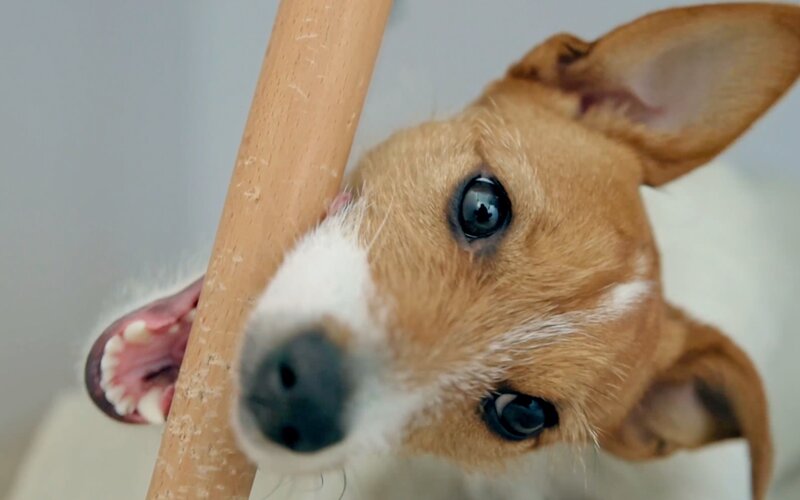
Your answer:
[602,306,772,500]
[507,3,800,185]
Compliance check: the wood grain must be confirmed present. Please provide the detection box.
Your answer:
[146,1,392,498]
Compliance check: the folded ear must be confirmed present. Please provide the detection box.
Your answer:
[601,306,772,500]
[508,3,800,185]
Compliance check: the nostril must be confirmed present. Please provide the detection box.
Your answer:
[278,363,296,390]
[280,425,301,449]
[245,331,351,453]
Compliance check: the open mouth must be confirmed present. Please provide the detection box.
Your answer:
[84,277,203,424]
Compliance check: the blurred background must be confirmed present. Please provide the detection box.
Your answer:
[1,0,797,497]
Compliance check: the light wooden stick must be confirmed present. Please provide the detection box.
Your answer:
[146,1,392,498]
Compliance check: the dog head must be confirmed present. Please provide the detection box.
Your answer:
[85,4,800,499]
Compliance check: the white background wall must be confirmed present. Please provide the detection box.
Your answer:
[1,0,797,493]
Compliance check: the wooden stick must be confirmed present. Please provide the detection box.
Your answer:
[146,1,392,498]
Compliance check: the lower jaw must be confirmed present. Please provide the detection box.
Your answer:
[86,317,191,424]
[84,278,203,424]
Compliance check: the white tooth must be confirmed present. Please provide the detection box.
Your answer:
[137,388,166,424]
[184,308,197,323]
[123,320,151,344]
[105,385,125,405]
[104,335,124,355]
[100,365,114,389]
[101,353,119,371]
[168,324,180,335]
[114,396,135,416]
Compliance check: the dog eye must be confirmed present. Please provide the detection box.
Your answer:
[457,176,511,240]
[481,392,558,441]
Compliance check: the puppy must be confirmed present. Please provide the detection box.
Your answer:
[84,4,800,499]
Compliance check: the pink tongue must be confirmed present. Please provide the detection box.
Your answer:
[84,276,204,424]
[110,320,190,415]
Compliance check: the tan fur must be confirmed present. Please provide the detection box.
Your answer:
[603,306,772,499]
[78,5,800,497]
[506,3,800,185]
[338,4,800,499]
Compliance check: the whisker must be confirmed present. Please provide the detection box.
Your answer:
[367,193,393,250]
[338,468,348,500]
[296,473,326,492]
[260,475,285,500]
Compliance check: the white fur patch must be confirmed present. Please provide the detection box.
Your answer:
[605,280,649,311]
[233,199,423,473]
[431,255,653,398]
[586,253,653,324]
[246,200,377,347]
[594,279,651,321]
[233,204,654,474]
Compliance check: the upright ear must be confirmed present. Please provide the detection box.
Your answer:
[601,306,772,500]
[507,3,800,185]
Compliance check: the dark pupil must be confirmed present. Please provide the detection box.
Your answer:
[502,398,545,435]
[459,177,507,239]
[481,393,558,441]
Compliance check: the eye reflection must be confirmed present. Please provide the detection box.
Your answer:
[481,392,558,441]
[456,176,511,241]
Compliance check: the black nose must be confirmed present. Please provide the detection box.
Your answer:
[245,331,351,453]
